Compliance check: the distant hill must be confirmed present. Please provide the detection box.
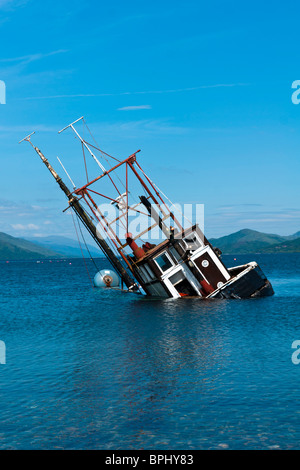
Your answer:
[289,231,300,240]
[25,235,102,259]
[1,228,299,260]
[0,232,62,260]
[261,237,300,253]
[210,229,300,254]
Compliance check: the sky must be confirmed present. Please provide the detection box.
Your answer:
[0,0,300,240]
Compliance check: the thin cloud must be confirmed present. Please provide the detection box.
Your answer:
[0,124,58,133]
[220,203,263,208]
[0,49,68,65]
[11,223,39,230]
[20,83,249,101]
[118,105,152,111]
[0,198,75,238]
[88,119,188,140]
[0,0,28,9]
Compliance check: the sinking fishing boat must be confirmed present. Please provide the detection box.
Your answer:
[20,118,274,299]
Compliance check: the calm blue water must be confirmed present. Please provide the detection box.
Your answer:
[0,253,299,450]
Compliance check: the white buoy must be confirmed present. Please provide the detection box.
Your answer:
[93,269,120,288]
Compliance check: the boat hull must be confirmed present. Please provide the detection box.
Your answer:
[208,262,274,299]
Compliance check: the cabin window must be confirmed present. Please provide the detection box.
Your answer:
[147,282,169,298]
[168,270,198,296]
[169,270,185,286]
[139,264,155,282]
[173,278,197,296]
[169,246,181,262]
[139,266,151,283]
[144,263,155,279]
[154,252,174,273]
[183,232,202,252]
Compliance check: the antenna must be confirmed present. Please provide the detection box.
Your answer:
[18,132,35,144]
[58,117,106,173]
[58,116,84,134]
[57,156,76,189]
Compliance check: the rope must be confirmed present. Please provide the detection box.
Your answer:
[75,212,100,272]
[137,164,193,225]
[81,140,89,183]
[82,118,127,191]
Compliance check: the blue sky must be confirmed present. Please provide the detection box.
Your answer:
[0,0,299,240]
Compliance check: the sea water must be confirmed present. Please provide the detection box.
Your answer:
[0,254,299,450]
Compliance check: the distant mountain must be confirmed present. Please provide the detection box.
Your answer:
[28,230,300,256]
[210,229,300,254]
[289,231,300,240]
[1,227,299,261]
[261,237,300,253]
[25,235,102,259]
[0,232,62,260]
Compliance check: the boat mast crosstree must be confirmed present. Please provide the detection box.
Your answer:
[20,119,274,299]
